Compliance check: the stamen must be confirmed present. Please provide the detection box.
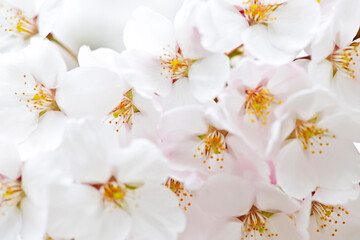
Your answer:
[311,201,349,237]
[160,46,193,83]
[165,178,193,211]
[238,206,278,239]
[0,178,24,215]
[194,126,228,170]
[15,75,58,116]
[105,89,140,132]
[0,7,38,39]
[238,0,283,25]
[287,117,334,154]
[245,86,281,125]
[329,42,360,80]
[100,181,128,209]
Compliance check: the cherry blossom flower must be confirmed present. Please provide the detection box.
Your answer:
[268,88,360,199]
[0,0,64,52]
[43,118,185,240]
[123,6,229,109]
[195,0,321,64]
[197,174,302,240]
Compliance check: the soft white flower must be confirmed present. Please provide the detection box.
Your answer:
[0,0,63,52]
[195,0,320,64]
[123,6,229,109]
[44,119,185,240]
[268,88,360,199]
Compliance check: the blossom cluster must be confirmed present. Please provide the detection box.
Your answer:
[1,0,360,239]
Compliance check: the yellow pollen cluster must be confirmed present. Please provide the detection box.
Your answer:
[0,178,24,216]
[100,181,128,209]
[14,75,57,115]
[194,126,228,170]
[311,201,349,237]
[160,46,192,83]
[293,119,335,154]
[165,178,193,211]
[0,7,38,39]
[245,86,281,125]
[106,89,140,132]
[330,42,360,80]
[239,0,282,25]
[238,206,278,240]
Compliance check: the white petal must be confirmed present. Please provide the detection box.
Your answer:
[0,206,22,240]
[113,139,169,184]
[20,198,47,240]
[268,0,321,53]
[37,0,64,38]
[128,184,185,240]
[313,186,360,205]
[275,140,319,199]
[123,6,176,55]
[0,137,21,179]
[56,67,124,119]
[24,39,67,89]
[188,53,229,102]
[197,174,255,217]
[242,24,296,65]
[255,182,301,214]
[47,183,102,239]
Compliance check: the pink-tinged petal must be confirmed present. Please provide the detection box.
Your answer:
[313,186,360,205]
[268,0,320,53]
[333,0,360,48]
[268,214,303,240]
[197,174,255,217]
[161,105,207,138]
[311,138,360,190]
[275,140,319,199]
[0,137,21,180]
[308,60,333,88]
[242,24,297,65]
[123,6,176,56]
[113,139,169,184]
[255,182,301,215]
[198,0,247,52]
[188,53,229,102]
[56,67,124,119]
[128,184,186,240]
[174,0,210,59]
[121,50,172,96]
[208,219,242,240]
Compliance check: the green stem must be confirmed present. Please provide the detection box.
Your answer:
[46,33,78,63]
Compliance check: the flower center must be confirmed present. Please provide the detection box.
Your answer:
[165,178,193,211]
[237,206,278,239]
[238,0,283,25]
[245,86,281,125]
[0,178,24,214]
[311,201,348,237]
[329,42,360,80]
[15,75,58,116]
[105,89,140,132]
[160,46,192,83]
[0,7,38,39]
[100,181,128,209]
[194,126,228,170]
[289,118,335,154]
